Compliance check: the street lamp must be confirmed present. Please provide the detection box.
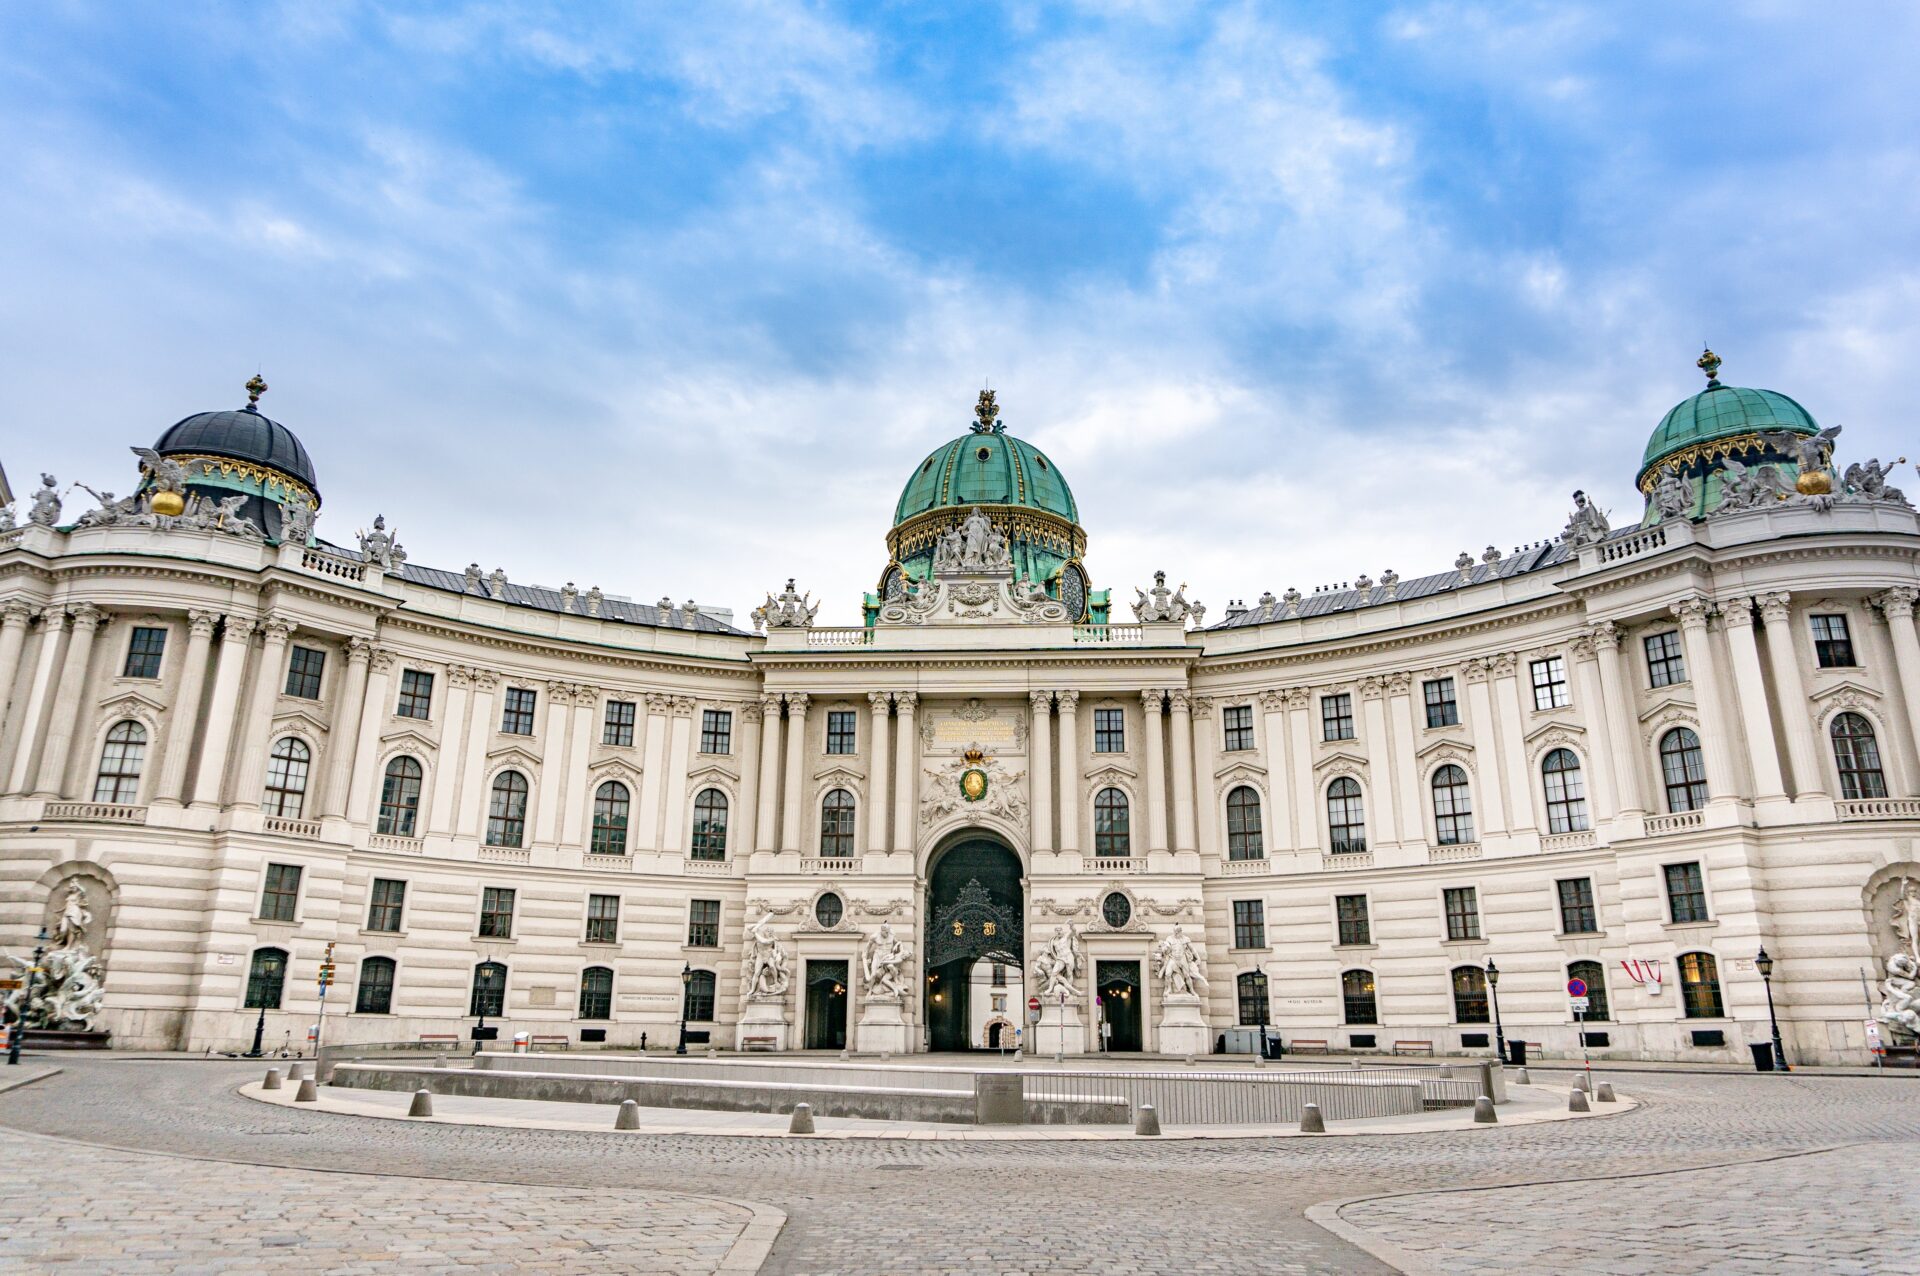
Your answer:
[1755,946,1789,1072]
[6,927,49,1066]
[1485,958,1506,1064]
[244,1003,268,1059]
[676,962,692,1055]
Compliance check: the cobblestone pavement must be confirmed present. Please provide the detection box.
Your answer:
[2,1057,1916,1274]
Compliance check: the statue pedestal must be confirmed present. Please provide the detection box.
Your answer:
[735,999,789,1052]
[855,998,911,1054]
[1035,999,1086,1056]
[1156,991,1210,1057]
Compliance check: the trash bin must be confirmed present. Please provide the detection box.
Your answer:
[1750,1041,1776,1072]
[1507,1039,1528,1067]
[1262,1031,1284,1060]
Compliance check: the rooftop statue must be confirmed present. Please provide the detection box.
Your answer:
[1133,570,1204,625]
[1714,456,1792,512]
[1562,489,1612,547]
[1649,467,1695,521]
[278,498,316,547]
[357,514,404,569]
[758,578,819,629]
[933,507,1014,575]
[1843,458,1909,506]
[28,474,61,527]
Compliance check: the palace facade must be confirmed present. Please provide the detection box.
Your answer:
[4,360,1919,1064]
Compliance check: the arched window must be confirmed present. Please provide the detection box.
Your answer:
[691,788,729,860]
[1451,965,1490,1023]
[1567,960,1609,1022]
[684,969,717,1021]
[1659,728,1709,813]
[355,956,396,1014]
[263,737,312,818]
[1341,969,1377,1024]
[1225,786,1263,860]
[1094,788,1131,857]
[578,966,613,1020]
[590,780,630,855]
[1677,951,1723,1019]
[244,947,287,1010]
[1541,749,1589,833]
[819,788,855,857]
[1327,777,1366,853]
[470,961,508,1017]
[1431,764,1475,845]
[1831,712,1889,799]
[486,771,529,847]
[1236,971,1270,1027]
[92,720,146,804]
[377,756,423,837]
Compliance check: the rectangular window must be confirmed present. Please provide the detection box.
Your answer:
[585,893,620,944]
[395,669,434,719]
[1336,894,1371,946]
[826,709,857,754]
[1665,862,1709,924]
[1423,677,1458,728]
[1321,693,1355,741]
[602,699,636,747]
[1443,886,1482,941]
[478,886,516,938]
[1811,614,1856,667]
[1232,899,1266,950]
[1222,705,1255,752]
[123,626,167,678]
[687,899,721,948]
[259,863,302,922]
[1644,631,1687,688]
[700,709,732,755]
[366,878,406,933]
[1237,971,1270,1027]
[1530,656,1571,710]
[284,646,326,699]
[1094,707,1125,753]
[500,687,537,735]
[1556,877,1598,934]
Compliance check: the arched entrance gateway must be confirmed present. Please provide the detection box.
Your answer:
[924,836,1024,1052]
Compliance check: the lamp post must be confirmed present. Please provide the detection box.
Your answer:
[6,927,48,1066]
[1485,958,1506,1064]
[1756,946,1789,1073]
[676,962,692,1055]
[244,1004,268,1058]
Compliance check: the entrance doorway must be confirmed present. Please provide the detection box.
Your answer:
[804,959,848,1050]
[924,837,1024,1052]
[1097,961,1142,1052]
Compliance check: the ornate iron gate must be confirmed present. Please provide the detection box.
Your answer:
[925,878,1024,969]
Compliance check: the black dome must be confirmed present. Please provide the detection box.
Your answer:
[155,406,318,493]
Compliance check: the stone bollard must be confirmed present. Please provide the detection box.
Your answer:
[707,1046,718,1059]
[789,1103,815,1135]
[434,1054,446,1069]
[838,1047,850,1061]
[880,1050,890,1062]
[262,1068,282,1091]
[1568,1088,1590,1113]
[1134,1104,1161,1136]
[1595,1081,1617,1104]
[1299,1103,1326,1134]
[1253,1050,1265,1069]
[1514,1068,1532,1086]
[1184,1053,1196,1067]
[408,1089,434,1118]
[294,1077,318,1103]
[1437,1065,1453,1079]
[288,1062,306,1082]
[615,1100,641,1131]
[1350,1058,1362,1070]
[1473,1095,1497,1124]
[1573,1072,1591,1092]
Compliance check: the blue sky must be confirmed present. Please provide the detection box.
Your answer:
[4,2,1917,622]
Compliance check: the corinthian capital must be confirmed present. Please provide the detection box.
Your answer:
[1167,689,1191,713]
[1188,695,1213,719]
[1671,596,1714,628]
[68,603,105,633]
[1053,689,1077,711]
[187,609,221,639]
[1719,596,1758,628]
[1758,591,1794,624]
[0,599,33,627]
[1587,620,1621,652]
[892,691,917,711]
[259,612,298,643]
[1140,688,1166,713]
[1877,587,1918,621]
[784,692,810,715]
[1028,690,1053,712]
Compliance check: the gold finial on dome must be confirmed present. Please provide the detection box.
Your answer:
[245,372,268,408]
[973,387,1000,434]
[1696,346,1722,387]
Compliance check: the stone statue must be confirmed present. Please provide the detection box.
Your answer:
[1562,489,1611,546]
[585,586,604,618]
[54,883,91,948]
[130,447,188,504]
[278,499,316,546]
[1875,877,1920,1041]
[1649,467,1696,521]
[744,909,792,1001]
[1844,458,1909,506]
[357,514,404,569]
[213,493,263,539]
[861,921,911,1002]
[1760,424,1843,488]
[27,474,61,527]
[487,568,508,600]
[74,485,138,528]
[1031,925,1082,1000]
[1715,457,1792,512]
[0,502,13,532]
[1154,923,1209,997]
[464,563,485,592]
[1132,570,1204,625]
[3,882,106,1033]
[758,578,819,629]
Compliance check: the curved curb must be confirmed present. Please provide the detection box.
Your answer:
[0,1065,62,1096]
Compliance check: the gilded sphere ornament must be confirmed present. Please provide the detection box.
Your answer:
[149,490,186,517]
[1796,470,1832,496]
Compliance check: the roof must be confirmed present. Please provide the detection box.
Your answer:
[156,407,320,493]
[1206,539,1576,630]
[1641,383,1817,476]
[893,430,1078,526]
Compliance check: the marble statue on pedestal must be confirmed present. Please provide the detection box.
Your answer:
[1154,924,1209,997]
[3,883,106,1032]
[1879,877,1920,1040]
[744,909,792,1001]
[862,921,911,1001]
[1031,925,1082,1000]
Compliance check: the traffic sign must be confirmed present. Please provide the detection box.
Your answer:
[1027,996,1041,1012]
[1566,977,1588,997]
[1569,995,1590,1012]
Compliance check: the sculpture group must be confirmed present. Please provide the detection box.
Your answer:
[932,507,1013,575]
[1879,877,1920,1041]
[3,883,107,1033]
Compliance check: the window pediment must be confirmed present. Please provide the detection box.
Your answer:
[377,725,437,753]
[1809,679,1882,707]
[484,743,543,771]
[96,688,167,720]
[1312,750,1368,773]
[270,705,333,737]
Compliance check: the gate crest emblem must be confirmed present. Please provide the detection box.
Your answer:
[959,747,990,803]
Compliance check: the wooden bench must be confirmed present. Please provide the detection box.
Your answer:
[1391,1039,1436,1056]
[1287,1039,1330,1054]
[741,1035,779,1052]
[529,1035,570,1052]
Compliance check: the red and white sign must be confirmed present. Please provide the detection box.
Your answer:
[1027,997,1041,1012]
[1620,957,1665,993]
[1566,977,1588,997]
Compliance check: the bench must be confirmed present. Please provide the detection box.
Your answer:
[741,1036,779,1052]
[1287,1039,1330,1054]
[529,1035,570,1052]
[418,1034,460,1045]
[1391,1040,1435,1056]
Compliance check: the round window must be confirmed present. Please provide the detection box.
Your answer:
[976,446,991,461]
[815,893,844,928]
[1060,565,1088,622]
[1102,892,1131,929]
[881,565,905,599]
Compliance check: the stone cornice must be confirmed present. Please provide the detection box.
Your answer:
[379,613,758,681]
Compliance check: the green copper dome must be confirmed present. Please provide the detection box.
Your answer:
[1636,350,1826,521]
[893,427,1078,525]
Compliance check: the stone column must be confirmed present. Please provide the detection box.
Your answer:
[1055,691,1081,853]
[635,692,672,851]
[1026,691,1053,853]
[735,699,766,855]
[34,604,104,797]
[189,616,255,808]
[1357,676,1399,845]
[1672,597,1741,802]
[426,666,473,834]
[1460,660,1509,837]
[869,692,894,853]
[153,609,218,806]
[1568,632,1618,821]
[229,614,295,809]
[1140,689,1170,853]
[1720,597,1789,802]
[1387,672,1422,843]
[1256,691,1293,853]
[1490,654,1536,833]
[1878,588,1920,792]
[1285,689,1317,849]
[1189,696,1218,856]
[1167,690,1198,853]
[658,696,695,854]
[454,671,499,838]
[0,600,33,742]
[533,680,575,844]
[780,691,810,853]
[344,647,395,825]
[1589,624,1646,815]
[891,692,917,853]
[560,687,597,848]
[1758,593,1823,798]
[753,694,783,853]
[319,637,372,818]
[5,607,67,796]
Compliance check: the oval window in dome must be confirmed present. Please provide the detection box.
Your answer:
[1035,455,1048,470]
[976,446,991,461]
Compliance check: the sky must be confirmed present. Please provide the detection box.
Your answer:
[3,2,1918,624]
